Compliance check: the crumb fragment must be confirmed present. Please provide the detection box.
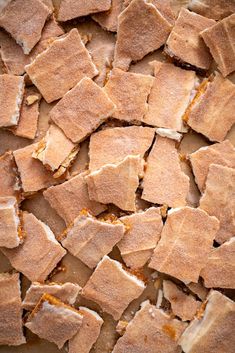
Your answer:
[0,272,26,346]
[50,77,115,143]
[13,143,56,195]
[58,0,112,21]
[0,196,21,248]
[25,29,98,103]
[104,68,154,123]
[0,74,24,127]
[186,73,235,142]
[165,8,215,71]
[144,61,196,131]
[25,294,83,349]
[2,212,66,282]
[118,207,163,269]
[33,124,79,177]
[179,290,235,353]
[112,301,186,353]
[69,307,103,353]
[142,137,190,207]
[113,0,172,70]
[43,172,106,225]
[163,280,201,321]
[149,207,220,283]
[82,256,145,320]
[89,126,155,171]
[0,0,51,54]
[62,212,125,269]
[86,155,143,212]
[190,140,235,192]
[200,164,235,244]
[188,0,235,20]
[22,282,81,310]
[201,14,235,77]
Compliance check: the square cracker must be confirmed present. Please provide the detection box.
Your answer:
[89,126,155,171]
[201,14,235,77]
[82,256,145,320]
[179,291,235,353]
[43,172,106,225]
[118,207,163,269]
[142,136,190,208]
[113,301,186,353]
[113,0,172,71]
[0,0,51,54]
[199,164,235,244]
[50,77,115,143]
[149,207,219,283]
[2,212,66,282]
[86,155,143,212]
[58,0,111,21]
[0,74,24,128]
[144,61,196,132]
[0,272,25,346]
[186,73,235,142]
[165,8,215,71]
[62,212,125,269]
[25,294,83,349]
[25,29,98,103]
[13,143,56,195]
[0,196,21,248]
[104,68,154,123]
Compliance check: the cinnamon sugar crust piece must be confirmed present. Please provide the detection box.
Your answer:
[150,0,175,25]
[0,272,26,346]
[25,294,83,349]
[62,212,125,269]
[142,137,190,208]
[199,164,235,244]
[89,126,155,171]
[86,155,143,212]
[13,143,56,195]
[163,280,201,321]
[190,140,235,192]
[144,61,196,132]
[11,87,41,140]
[69,307,103,353]
[104,68,154,123]
[0,29,30,75]
[201,14,235,77]
[118,207,163,269]
[92,0,125,32]
[201,237,235,289]
[165,8,215,71]
[179,290,235,353]
[113,0,172,71]
[33,124,79,177]
[43,172,106,225]
[0,196,21,248]
[187,74,235,142]
[0,151,19,198]
[50,77,115,143]
[82,256,145,320]
[25,29,98,103]
[23,282,81,310]
[58,0,111,22]
[0,74,24,128]
[188,0,235,20]
[149,207,220,283]
[113,300,186,353]
[2,212,66,282]
[0,0,52,54]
